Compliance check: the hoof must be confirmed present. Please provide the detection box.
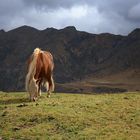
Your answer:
[47,95,50,98]
[33,97,37,102]
[29,95,37,102]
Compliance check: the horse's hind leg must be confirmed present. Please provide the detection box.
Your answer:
[38,84,41,97]
[50,76,54,92]
[47,76,54,98]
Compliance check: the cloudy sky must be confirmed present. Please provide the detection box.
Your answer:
[0,0,140,35]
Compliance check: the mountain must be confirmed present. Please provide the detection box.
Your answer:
[0,25,140,92]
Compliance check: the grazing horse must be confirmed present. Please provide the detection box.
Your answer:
[25,48,54,101]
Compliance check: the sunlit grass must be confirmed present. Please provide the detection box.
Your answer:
[0,92,140,140]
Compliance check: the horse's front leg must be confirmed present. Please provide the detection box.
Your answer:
[37,80,42,97]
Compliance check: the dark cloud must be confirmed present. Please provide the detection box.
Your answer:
[128,2,140,21]
[23,0,78,9]
[0,0,140,35]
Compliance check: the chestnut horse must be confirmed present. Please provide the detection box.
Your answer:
[25,48,54,101]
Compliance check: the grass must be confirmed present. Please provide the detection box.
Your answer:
[0,92,140,140]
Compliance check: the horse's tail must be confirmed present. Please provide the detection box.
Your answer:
[25,48,41,91]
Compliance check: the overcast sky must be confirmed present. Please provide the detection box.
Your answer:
[0,0,140,35]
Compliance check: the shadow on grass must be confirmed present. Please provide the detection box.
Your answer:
[0,97,30,105]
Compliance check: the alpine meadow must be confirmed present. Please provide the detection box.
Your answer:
[0,92,140,140]
[0,0,140,139]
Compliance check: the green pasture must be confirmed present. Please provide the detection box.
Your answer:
[0,92,140,140]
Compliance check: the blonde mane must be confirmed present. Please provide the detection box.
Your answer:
[25,48,41,92]
[34,48,41,55]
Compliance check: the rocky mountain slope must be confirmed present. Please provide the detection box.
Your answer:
[0,26,140,92]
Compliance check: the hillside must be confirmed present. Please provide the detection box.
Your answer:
[0,92,140,139]
[0,26,140,92]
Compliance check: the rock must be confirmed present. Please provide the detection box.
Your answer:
[16,103,28,107]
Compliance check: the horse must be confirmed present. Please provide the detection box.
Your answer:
[25,48,54,101]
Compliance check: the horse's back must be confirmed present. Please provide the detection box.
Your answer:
[35,51,53,80]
